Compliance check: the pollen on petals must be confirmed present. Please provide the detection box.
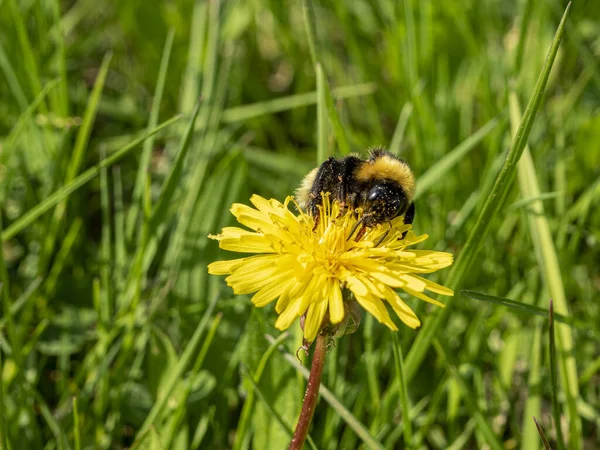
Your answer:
[208,194,454,343]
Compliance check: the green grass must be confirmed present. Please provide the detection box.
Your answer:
[0,1,599,449]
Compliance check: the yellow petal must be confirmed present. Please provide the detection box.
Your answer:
[226,263,281,294]
[228,254,279,272]
[236,213,278,234]
[208,254,279,276]
[298,274,327,313]
[250,195,280,215]
[344,274,369,297]
[226,257,279,281]
[207,259,239,275]
[275,284,292,313]
[409,250,454,270]
[369,270,406,288]
[230,203,268,225]
[250,274,294,307]
[304,300,328,342]
[219,235,274,253]
[392,305,420,328]
[410,274,454,296]
[275,299,303,331]
[209,226,254,240]
[276,254,304,273]
[328,279,344,324]
[275,277,308,313]
[402,284,446,308]
[357,274,386,298]
[227,276,274,295]
[400,274,428,291]
[353,292,398,331]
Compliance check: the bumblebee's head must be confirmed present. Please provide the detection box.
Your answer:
[356,148,416,227]
[362,180,408,227]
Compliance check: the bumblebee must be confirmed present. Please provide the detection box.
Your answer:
[296,147,416,235]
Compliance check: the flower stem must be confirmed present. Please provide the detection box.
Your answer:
[289,333,327,450]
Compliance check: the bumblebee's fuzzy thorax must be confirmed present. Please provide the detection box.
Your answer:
[355,151,416,202]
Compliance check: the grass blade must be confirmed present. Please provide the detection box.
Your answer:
[461,290,595,338]
[533,417,553,450]
[149,101,202,230]
[514,0,535,72]
[48,0,69,116]
[404,3,571,381]
[391,332,412,449]
[0,335,8,450]
[0,278,42,330]
[233,332,290,450]
[62,51,112,179]
[267,335,386,450]
[112,166,126,291]
[549,300,566,450]
[303,0,350,156]
[219,83,376,124]
[44,218,82,295]
[433,338,503,450]
[99,146,112,320]
[40,52,113,271]
[126,29,175,241]
[26,384,68,450]
[240,364,318,450]
[302,0,319,67]
[510,87,581,448]
[0,215,18,362]
[446,419,476,450]
[316,63,329,163]
[159,313,223,450]
[1,79,59,161]
[521,324,542,450]
[136,294,218,438]
[73,397,81,450]
[5,0,43,105]
[506,192,562,212]
[414,116,501,200]
[179,1,207,115]
[0,39,28,109]
[388,102,413,156]
[1,115,180,241]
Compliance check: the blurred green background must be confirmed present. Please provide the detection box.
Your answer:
[0,0,598,449]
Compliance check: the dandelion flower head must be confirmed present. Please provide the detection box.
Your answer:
[208,194,453,343]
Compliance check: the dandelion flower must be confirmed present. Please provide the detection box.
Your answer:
[208,194,453,343]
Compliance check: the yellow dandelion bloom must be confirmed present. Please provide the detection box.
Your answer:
[208,194,453,343]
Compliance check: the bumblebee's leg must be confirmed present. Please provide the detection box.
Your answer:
[346,217,365,241]
[374,222,392,247]
[307,157,342,217]
[401,202,415,239]
[403,202,415,225]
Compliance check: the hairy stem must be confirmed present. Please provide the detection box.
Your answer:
[289,334,327,450]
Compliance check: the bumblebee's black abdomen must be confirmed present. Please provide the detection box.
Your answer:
[305,156,362,217]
